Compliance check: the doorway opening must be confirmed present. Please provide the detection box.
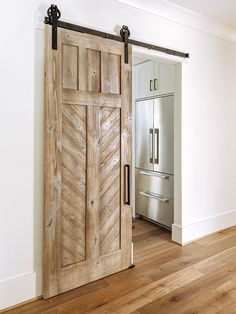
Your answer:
[131,49,183,256]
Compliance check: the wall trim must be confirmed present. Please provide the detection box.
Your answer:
[0,268,42,310]
[172,223,182,244]
[116,0,236,43]
[172,209,236,245]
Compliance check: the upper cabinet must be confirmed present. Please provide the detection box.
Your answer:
[133,60,175,99]
[133,60,155,99]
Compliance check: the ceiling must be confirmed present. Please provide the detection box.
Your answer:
[151,0,236,29]
[166,0,236,29]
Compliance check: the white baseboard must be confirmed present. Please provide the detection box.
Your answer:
[0,268,42,310]
[172,209,236,245]
[172,223,182,244]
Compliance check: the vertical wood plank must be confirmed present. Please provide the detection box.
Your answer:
[101,52,121,94]
[87,49,101,92]
[86,106,100,258]
[120,46,132,267]
[62,44,78,89]
[78,47,87,91]
[43,25,62,298]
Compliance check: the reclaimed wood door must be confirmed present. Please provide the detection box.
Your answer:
[43,25,132,298]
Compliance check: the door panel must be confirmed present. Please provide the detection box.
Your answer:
[61,104,86,267]
[135,189,173,229]
[62,45,78,89]
[135,99,153,171]
[99,106,121,255]
[44,26,132,298]
[134,60,154,99]
[135,169,174,198]
[153,96,174,174]
[101,53,121,94]
[87,49,101,92]
[135,168,174,228]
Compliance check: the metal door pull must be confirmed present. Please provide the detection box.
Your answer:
[150,80,153,91]
[149,129,153,163]
[139,191,169,202]
[139,170,169,180]
[125,164,130,205]
[154,79,157,90]
[154,128,159,164]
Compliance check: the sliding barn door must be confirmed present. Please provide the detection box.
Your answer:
[43,25,132,298]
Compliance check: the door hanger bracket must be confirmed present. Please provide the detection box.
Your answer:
[120,25,130,64]
[44,4,61,50]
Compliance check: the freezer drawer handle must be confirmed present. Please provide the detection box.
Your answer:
[149,129,153,163]
[125,164,130,205]
[139,191,169,203]
[139,170,169,180]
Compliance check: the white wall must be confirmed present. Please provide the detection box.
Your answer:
[1,0,236,309]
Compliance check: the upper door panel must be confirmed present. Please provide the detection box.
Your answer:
[153,96,174,174]
[135,99,154,171]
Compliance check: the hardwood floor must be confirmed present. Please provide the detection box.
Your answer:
[4,218,236,313]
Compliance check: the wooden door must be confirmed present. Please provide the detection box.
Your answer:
[43,25,132,298]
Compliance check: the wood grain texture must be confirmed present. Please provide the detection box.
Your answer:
[62,89,121,108]
[78,47,87,91]
[61,29,123,55]
[43,25,62,299]
[99,107,121,255]
[120,46,132,268]
[61,105,86,267]
[101,52,121,94]
[87,49,101,92]
[5,219,236,314]
[86,105,100,258]
[43,25,132,299]
[62,44,78,89]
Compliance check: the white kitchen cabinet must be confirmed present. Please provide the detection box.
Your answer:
[134,60,155,99]
[134,61,175,99]
[157,63,175,96]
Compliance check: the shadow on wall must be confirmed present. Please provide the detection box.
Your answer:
[33,3,47,296]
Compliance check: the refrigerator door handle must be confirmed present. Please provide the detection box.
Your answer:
[149,129,153,163]
[139,190,169,203]
[154,128,159,164]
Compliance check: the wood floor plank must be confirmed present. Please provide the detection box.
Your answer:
[136,262,236,313]
[3,218,236,314]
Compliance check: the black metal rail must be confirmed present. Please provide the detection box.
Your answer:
[45,4,189,61]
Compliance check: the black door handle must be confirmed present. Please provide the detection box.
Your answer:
[125,164,130,205]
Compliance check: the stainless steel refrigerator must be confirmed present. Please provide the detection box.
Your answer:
[135,95,174,229]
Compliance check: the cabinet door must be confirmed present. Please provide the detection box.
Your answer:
[134,61,154,99]
[153,63,175,96]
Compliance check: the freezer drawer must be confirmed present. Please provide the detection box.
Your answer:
[135,169,173,197]
[136,191,173,228]
[135,168,174,228]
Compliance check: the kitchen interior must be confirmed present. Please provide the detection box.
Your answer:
[132,53,178,246]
